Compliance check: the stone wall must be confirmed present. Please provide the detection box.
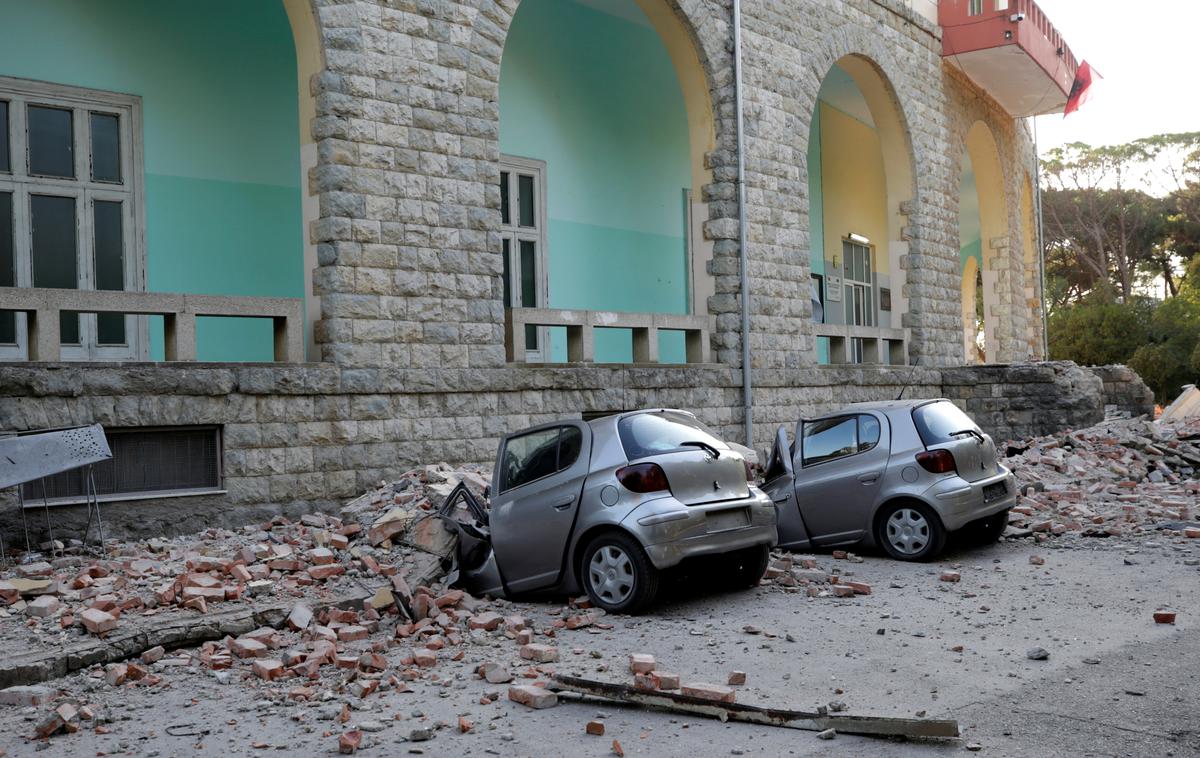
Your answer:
[938,361,1152,443]
[0,359,1150,543]
[1086,365,1157,419]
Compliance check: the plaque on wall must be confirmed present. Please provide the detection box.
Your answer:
[825,274,842,303]
[880,287,892,311]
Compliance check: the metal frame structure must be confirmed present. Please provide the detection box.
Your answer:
[0,424,111,559]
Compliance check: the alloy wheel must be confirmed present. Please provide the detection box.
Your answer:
[886,507,930,556]
[588,544,635,605]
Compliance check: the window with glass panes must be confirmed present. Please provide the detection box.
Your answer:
[0,77,143,360]
[498,156,547,361]
[842,239,876,364]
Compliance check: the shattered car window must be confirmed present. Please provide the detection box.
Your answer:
[500,428,560,492]
[913,401,978,446]
[617,411,725,461]
[499,426,583,493]
[802,416,858,466]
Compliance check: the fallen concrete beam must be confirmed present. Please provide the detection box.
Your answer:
[549,674,959,740]
[0,592,368,689]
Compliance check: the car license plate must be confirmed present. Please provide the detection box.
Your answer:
[706,508,750,533]
[983,481,1007,504]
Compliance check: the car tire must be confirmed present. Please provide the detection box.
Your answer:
[723,544,771,588]
[581,532,659,615]
[875,501,946,561]
[972,508,1010,543]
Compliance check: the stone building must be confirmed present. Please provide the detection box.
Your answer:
[1,0,1135,537]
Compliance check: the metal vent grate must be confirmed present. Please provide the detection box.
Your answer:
[22,426,221,502]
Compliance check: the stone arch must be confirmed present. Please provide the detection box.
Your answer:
[284,0,325,361]
[805,48,917,363]
[963,120,1009,363]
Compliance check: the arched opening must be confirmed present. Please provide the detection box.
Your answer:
[960,256,984,363]
[808,56,915,365]
[958,149,985,362]
[498,0,714,363]
[960,121,1009,364]
[0,0,310,361]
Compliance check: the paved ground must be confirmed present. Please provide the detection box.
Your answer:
[2,531,1196,757]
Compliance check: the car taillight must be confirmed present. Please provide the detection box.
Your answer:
[916,449,957,474]
[616,463,671,493]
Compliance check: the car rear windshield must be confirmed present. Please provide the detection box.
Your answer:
[617,411,726,461]
[912,401,979,446]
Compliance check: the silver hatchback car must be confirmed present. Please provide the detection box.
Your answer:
[448,409,778,613]
[761,399,1016,561]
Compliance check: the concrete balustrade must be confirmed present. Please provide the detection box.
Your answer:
[814,323,908,365]
[0,287,304,362]
[504,307,712,365]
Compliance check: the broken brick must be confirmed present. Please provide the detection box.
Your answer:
[80,607,118,635]
[586,720,605,736]
[629,653,655,673]
[508,684,558,709]
[520,643,559,663]
[681,682,735,703]
[727,671,746,686]
[252,659,285,680]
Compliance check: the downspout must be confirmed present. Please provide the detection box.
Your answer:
[733,0,753,447]
[1032,118,1049,359]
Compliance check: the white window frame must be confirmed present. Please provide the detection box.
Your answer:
[0,76,146,361]
[842,238,877,364]
[499,155,549,362]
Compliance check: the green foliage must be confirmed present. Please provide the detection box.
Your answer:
[1127,296,1200,404]
[1048,292,1150,367]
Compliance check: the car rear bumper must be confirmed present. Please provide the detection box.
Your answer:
[928,468,1016,531]
[623,490,778,570]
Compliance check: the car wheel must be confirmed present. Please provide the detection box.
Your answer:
[581,532,659,614]
[972,508,1010,543]
[723,544,770,588]
[876,501,946,561]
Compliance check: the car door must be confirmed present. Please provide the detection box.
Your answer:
[489,421,591,594]
[793,413,888,545]
[760,425,811,550]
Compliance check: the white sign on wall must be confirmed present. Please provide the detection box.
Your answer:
[825,274,842,303]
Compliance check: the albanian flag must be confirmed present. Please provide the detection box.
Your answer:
[1064,60,1100,117]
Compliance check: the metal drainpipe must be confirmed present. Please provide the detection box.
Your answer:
[1033,118,1049,360]
[733,0,753,448]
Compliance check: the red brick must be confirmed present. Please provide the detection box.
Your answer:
[516,628,534,645]
[586,720,605,736]
[1184,527,1200,539]
[832,585,855,597]
[508,684,558,709]
[308,548,336,565]
[104,663,128,686]
[338,730,363,754]
[1154,610,1177,624]
[468,612,503,631]
[141,646,165,664]
[80,608,118,634]
[680,682,735,703]
[413,648,437,667]
[520,643,559,663]
[184,596,208,613]
[1029,555,1045,566]
[230,564,253,583]
[939,570,961,583]
[307,564,346,581]
[252,659,285,680]
[337,625,369,642]
[845,581,872,595]
[629,653,655,673]
[727,671,746,686]
[654,671,680,690]
[231,637,269,658]
[287,603,314,631]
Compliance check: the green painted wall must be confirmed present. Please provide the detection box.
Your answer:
[808,109,829,364]
[0,0,302,361]
[499,0,692,363]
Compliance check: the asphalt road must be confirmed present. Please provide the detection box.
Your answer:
[1,534,1195,756]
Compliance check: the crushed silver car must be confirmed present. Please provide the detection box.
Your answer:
[761,399,1016,561]
[442,409,777,613]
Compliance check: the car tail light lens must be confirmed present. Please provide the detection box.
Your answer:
[916,449,957,474]
[616,463,671,493]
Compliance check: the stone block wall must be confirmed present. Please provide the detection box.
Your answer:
[0,359,1149,543]
[1085,365,1157,419]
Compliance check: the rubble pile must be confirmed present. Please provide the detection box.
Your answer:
[763,551,874,598]
[1005,416,1200,539]
[0,464,493,643]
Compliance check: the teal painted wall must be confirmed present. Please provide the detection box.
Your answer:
[960,238,982,271]
[808,109,829,364]
[0,0,302,361]
[499,0,692,363]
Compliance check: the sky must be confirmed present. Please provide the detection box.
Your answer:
[1033,0,1200,153]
